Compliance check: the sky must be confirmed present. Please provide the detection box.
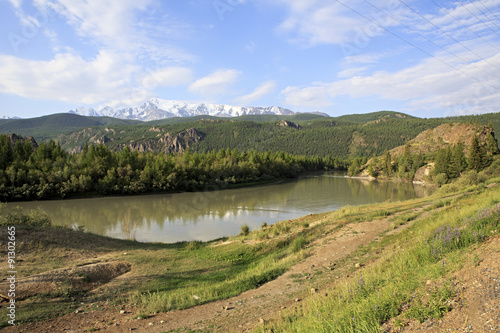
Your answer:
[0,0,500,119]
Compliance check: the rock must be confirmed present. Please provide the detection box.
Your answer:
[149,322,154,326]
[311,288,318,293]
[295,298,302,302]
[259,318,265,324]
[192,295,201,300]
[355,263,361,268]
[120,310,126,314]
[277,120,302,129]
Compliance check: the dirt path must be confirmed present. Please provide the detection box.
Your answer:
[3,212,399,333]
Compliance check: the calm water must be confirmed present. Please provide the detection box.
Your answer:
[10,173,433,243]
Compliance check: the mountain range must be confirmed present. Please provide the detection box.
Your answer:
[69,98,299,121]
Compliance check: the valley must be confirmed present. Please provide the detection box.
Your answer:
[1,110,500,332]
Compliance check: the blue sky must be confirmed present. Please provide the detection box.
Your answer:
[1,0,500,119]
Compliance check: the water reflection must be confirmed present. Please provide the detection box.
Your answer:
[10,173,433,243]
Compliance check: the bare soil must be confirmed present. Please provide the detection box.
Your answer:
[2,207,499,333]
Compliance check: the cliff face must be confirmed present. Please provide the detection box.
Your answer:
[122,128,203,153]
[7,133,38,149]
[66,127,203,154]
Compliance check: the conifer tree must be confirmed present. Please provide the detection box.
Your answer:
[468,135,484,172]
[434,148,450,177]
[486,132,499,155]
[450,142,467,178]
[383,150,392,176]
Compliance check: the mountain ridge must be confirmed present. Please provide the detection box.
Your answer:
[69,98,296,121]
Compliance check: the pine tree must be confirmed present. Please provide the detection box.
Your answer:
[383,150,392,176]
[468,135,484,172]
[434,148,450,177]
[450,142,467,178]
[486,132,499,155]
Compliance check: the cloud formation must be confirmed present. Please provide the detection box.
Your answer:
[234,80,276,105]
[189,69,241,96]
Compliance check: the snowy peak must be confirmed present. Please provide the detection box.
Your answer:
[69,99,296,121]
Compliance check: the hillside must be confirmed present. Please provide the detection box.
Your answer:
[54,115,433,158]
[389,123,494,157]
[2,111,500,159]
[353,123,499,185]
[0,113,140,142]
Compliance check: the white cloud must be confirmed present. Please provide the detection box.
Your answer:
[281,85,332,108]
[31,0,195,65]
[282,50,500,114]
[0,51,139,104]
[274,0,410,46]
[234,80,276,105]
[337,67,367,79]
[189,69,241,96]
[141,67,193,88]
[38,0,151,47]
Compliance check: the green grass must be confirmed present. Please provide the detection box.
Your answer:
[253,185,500,332]
[2,165,499,330]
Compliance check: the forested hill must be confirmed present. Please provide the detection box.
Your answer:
[1,110,500,159]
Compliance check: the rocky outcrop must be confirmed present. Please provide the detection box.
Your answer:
[7,133,38,149]
[277,120,302,129]
[123,128,203,153]
[390,123,494,157]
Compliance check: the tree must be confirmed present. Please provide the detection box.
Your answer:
[450,142,467,178]
[0,135,13,170]
[434,148,450,177]
[486,132,499,155]
[383,150,392,176]
[468,135,484,172]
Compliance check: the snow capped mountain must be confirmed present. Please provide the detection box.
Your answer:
[69,98,296,121]
[0,116,21,119]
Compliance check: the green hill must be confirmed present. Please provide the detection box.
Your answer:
[0,113,140,141]
[3,110,500,159]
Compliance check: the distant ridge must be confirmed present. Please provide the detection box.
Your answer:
[69,98,296,121]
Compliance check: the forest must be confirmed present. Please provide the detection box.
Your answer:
[0,134,348,201]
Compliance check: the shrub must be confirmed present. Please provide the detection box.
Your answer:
[0,206,51,227]
[240,224,250,236]
[434,173,449,187]
[185,240,203,251]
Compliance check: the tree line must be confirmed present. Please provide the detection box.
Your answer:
[0,134,349,201]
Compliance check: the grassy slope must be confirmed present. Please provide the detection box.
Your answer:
[1,160,499,329]
[254,180,500,331]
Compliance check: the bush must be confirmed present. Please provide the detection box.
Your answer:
[0,206,51,227]
[434,173,449,187]
[456,170,487,187]
[185,240,203,251]
[240,224,250,236]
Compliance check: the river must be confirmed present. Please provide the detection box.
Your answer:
[9,172,433,243]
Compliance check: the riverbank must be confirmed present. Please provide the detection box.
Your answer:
[1,174,499,331]
[5,172,426,243]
